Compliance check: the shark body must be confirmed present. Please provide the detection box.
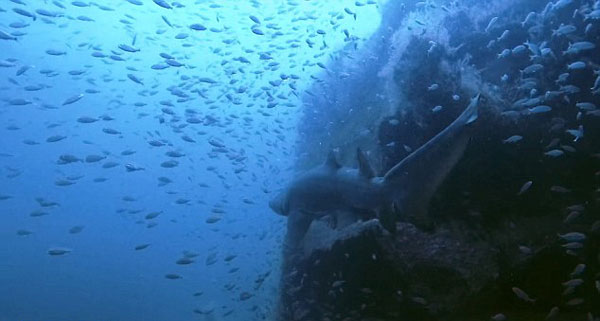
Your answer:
[270,94,480,253]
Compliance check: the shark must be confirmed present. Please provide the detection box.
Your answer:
[270,94,481,253]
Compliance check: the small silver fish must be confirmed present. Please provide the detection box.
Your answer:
[503,135,522,144]
[570,264,585,277]
[518,181,533,195]
[485,17,499,33]
[545,149,563,157]
[565,125,583,142]
[552,23,576,36]
[497,30,510,42]
[567,61,586,70]
[545,306,559,320]
[528,105,552,114]
[562,278,583,287]
[62,94,84,106]
[563,211,581,223]
[557,232,586,242]
[48,248,71,256]
[550,185,570,193]
[512,287,535,303]
[562,242,583,249]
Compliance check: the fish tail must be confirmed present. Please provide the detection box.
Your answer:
[460,93,480,125]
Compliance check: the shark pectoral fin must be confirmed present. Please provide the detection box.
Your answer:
[284,211,313,255]
[356,148,375,179]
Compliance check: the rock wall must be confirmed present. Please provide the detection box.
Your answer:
[282,0,600,320]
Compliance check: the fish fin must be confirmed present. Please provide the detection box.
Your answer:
[356,148,374,179]
[283,211,313,256]
[463,93,480,124]
[325,150,341,170]
[382,95,479,230]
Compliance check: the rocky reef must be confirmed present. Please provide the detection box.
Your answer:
[280,0,600,320]
[278,217,597,320]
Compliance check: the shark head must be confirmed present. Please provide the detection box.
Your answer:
[269,190,289,216]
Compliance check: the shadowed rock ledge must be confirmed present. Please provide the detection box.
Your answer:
[277,217,598,321]
[278,219,500,321]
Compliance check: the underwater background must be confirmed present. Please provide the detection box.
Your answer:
[0,0,599,320]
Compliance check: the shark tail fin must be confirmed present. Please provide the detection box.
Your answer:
[462,93,480,125]
[380,94,481,230]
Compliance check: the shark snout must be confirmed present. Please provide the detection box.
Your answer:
[269,192,288,216]
[269,198,283,215]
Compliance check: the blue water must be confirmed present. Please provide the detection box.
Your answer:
[3,0,600,320]
[0,1,380,320]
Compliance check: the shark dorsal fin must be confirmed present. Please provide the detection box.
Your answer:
[356,148,374,179]
[325,150,341,170]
